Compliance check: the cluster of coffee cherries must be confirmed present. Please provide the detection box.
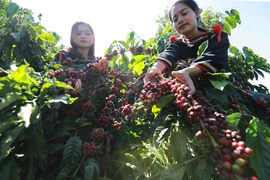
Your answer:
[171,81,256,179]
[124,77,257,179]
[48,67,87,87]
[123,78,173,119]
[82,142,96,155]
[90,128,106,141]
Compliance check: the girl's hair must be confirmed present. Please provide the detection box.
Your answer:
[168,0,200,22]
[69,21,95,60]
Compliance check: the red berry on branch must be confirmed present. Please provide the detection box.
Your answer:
[223,162,232,170]
[244,147,253,155]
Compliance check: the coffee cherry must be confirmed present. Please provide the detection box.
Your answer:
[235,158,246,167]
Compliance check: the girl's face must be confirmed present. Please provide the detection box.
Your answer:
[171,3,199,37]
[72,24,94,49]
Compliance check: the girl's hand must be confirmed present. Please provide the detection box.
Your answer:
[143,67,164,84]
[172,65,204,95]
[95,57,108,72]
[143,61,166,84]
[64,79,82,94]
[172,70,196,95]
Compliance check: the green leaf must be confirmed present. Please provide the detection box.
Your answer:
[61,136,82,167]
[0,116,19,134]
[193,159,213,180]
[1,124,24,157]
[11,32,20,42]
[56,117,79,132]
[124,153,144,174]
[246,118,270,180]
[8,64,38,87]
[209,79,228,91]
[142,141,168,165]
[37,33,57,44]
[109,54,119,69]
[204,86,228,108]
[6,3,19,18]
[0,93,21,111]
[126,31,135,44]
[197,40,208,56]
[120,54,129,71]
[230,9,241,24]
[84,158,100,180]
[222,22,231,35]
[0,9,6,17]
[31,121,48,170]
[254,69,265,79]
[129,55,148,67]
[152,94,175,118]
[32,25,46,32]
[171,131,188,161]
[117,40,129,49]
[48,94,77,105]
[133,61,144,75]
[162,164,186,180]
[0,157,20,180]
[145,37,155,48]
[225,16,237,29]
[154,126,169,143]
[226,113,241,130]
[56,165,74,180]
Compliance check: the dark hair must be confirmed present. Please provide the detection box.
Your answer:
[168,0,200,22]
[70,22,95,59]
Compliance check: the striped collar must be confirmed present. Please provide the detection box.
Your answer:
[179,27,210,44]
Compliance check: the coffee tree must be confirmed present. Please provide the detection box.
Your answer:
[0,0,269,180]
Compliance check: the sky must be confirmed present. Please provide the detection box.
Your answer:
[12,0,270,90]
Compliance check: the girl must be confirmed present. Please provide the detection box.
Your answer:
[143,0,230,94]
[54,21,108,94]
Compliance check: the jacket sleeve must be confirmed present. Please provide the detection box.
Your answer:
[192,31,230,73]
[156,41,183,70]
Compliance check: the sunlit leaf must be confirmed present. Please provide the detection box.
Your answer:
[117,40,129,49]
[226,113,241,129]
[0,93,21,111]
[246,118,270,180]
[37,33,57,44]
[32,25,46,32]
[1,124,24,157]
[197,40,208,56]
[209,79,228,91]
[154,126,169,143]
[48,94,77,105]
[142,141,168,165]
[152,94,175,118]
[133,61,144,75]
[222,22,231,35]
